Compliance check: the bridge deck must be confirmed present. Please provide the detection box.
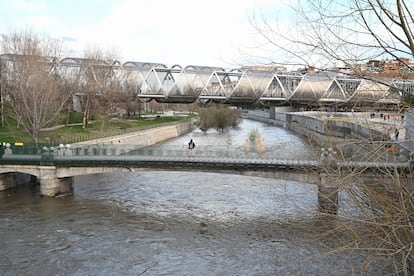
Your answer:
[1,154,410,172]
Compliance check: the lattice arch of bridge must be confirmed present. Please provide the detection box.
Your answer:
[200,68,261,104]
[1,54,414,105]
[349,79,400,104]
[260,72,294,102]
[59,57,122,88]
[290,73,333,103]
[131,63,411,105]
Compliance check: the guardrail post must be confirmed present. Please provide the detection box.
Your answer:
[4,143,12,155]
[40,146,55,165]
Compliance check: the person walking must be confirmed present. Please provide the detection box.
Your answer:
[395,128,400,141]
[188,139,195,156]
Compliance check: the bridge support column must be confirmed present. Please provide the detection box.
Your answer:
[39,177,73,197]
[0,173,17,191]
[38,167,73,196]
[318,173,339,214]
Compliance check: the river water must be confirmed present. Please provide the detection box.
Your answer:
[0,119,383,275]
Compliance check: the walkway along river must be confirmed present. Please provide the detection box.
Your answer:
[0,119,390,275]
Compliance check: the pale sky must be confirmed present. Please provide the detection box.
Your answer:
[0,0,293,68]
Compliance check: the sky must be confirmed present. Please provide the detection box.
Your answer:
[0,0,293,68]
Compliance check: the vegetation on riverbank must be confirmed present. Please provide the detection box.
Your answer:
[198,104,242,133]
[0,112,194,145]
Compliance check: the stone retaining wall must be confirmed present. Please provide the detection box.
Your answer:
[246,110,389,145]
[244,110,409,160]
[71,120,193,149]
[405,109,414,153]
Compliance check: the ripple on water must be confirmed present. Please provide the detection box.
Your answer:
[74,171,319,223]
[0,120,389,275]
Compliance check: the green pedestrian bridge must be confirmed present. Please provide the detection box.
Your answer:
[0,144,410,214]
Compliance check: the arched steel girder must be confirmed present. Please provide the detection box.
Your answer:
[136,66,412,105]
[347,79,397,104]
[318,78,349,103]
[57,57,122,89]
[390,79,414,96]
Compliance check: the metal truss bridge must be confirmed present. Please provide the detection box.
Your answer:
[1,54,414,105]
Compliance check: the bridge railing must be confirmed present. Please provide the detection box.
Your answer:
[0,144,410,171]
[0,143,317,161]
[75,144,318,160]
[1,142,408,162]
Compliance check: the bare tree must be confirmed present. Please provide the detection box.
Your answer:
[251,0,413,72]
[312,137,414,275]
[251,1,414,274]
[0,28,70,143]
[78,46,122,129]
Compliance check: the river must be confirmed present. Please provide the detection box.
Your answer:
[0,119,384,275]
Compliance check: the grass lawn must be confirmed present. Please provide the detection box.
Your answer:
[0,115,193,145]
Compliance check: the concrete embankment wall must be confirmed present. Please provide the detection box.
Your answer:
[72,120,193,148]
[244,110,399,152]
[405,109,414,153]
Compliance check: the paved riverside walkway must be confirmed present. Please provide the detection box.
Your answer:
[312,111,406,141]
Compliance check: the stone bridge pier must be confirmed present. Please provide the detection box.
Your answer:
[38,170,74,196]
[35,166,74,196]
[0,166,74,197]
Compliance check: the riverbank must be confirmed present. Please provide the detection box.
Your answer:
[243,109,410,161]
[0,112,194,145]
[70,120,194,152]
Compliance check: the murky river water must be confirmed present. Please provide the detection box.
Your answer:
[0,119,382,275]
